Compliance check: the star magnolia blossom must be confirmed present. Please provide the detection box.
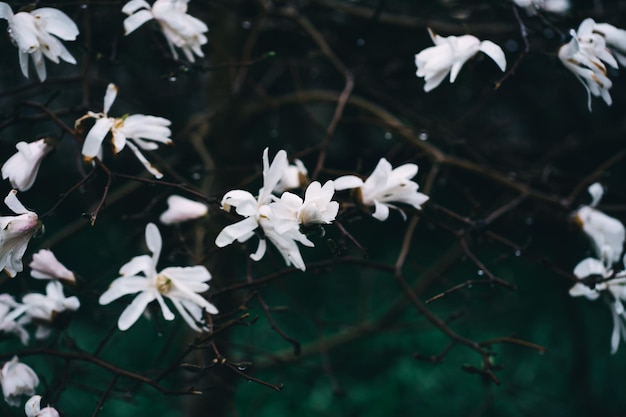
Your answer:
[334,158,429,221]
[415,28,506,92]
[0,190,40,278]
[558,19,622,110]
[570,257,626,353]
[2,138,54,191]
[513,0,569,14]
[75,83,172,178]
[122,0,208,62]
[99,223,218,331]
[25,395,59,417]
[0,3,78,82]
[0,357,38,407]
[159,195,208,225]
[22,280,80,339]
[215,149,332,271]
[573,183,625,267]
[29,249,76,283]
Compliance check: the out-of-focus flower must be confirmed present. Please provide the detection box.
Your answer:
[513,0,570,14]
[335,158,429,221]
[0,357,38,407]
[25,395,59,417]
[415,28,506,92]
[159,195,208,225]
[0,190,40,278]
[2,138,54,192]
[270,181,339,233]
[274,159,308,193]
[99,223,217,331]
[75,83,172,178]
[29,249,75,283]
[22,280,79,339]
[593,22,626,66]
[122,0,208,62]
[559,19,619,110]
[570,257,626,353]
[0,295,29,344]
[573,183,625,267]
[0,3,78,81]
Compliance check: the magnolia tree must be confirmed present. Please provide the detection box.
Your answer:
[0,0,625,416]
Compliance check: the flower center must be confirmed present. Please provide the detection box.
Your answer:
[156,274,172,294]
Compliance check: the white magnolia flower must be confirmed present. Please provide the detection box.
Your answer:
[29,249,75,283]
[0,295,29,345]
[99,223,218,331]
[334,158,429,221]
[270,181,339,232]
[25,395,59,417]
[513,0,569,14]
[0,357,38,407]
[122,0,208,62]
[573,183,625,267]
[22,280,79,339]
[570,257,626,353]
[0,190,40,278]
[2,138,54,192]
[159,195,208,225]
[75,83,172,178]
[559,19,619,110]
[415,28,506,92]
[274,159,308,193]
[0,3,78,82]
[215,149,319,270]
[593,22,626,66]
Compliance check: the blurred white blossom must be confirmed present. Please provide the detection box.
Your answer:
[25,395,59,417]
[415,28,506,92]
[573,183,625,267]
[99,223,218,332]
[593,21,626,66]
[0,295,29,344]
[0,190,40,278]
[75,83,172,178]
[0,3,78,81]
[22,280,79,339]
[274,159,308,193]
[0,357,38,407]
[2,138,54,192]
[122,0,208,62]
[570,257,626,353]
[159,195,208,225]
[335,158,429,221]
[29,249,75,283]
[559,19,620,110]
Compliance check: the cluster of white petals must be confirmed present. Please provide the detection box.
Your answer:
[215,149,338,271]
[75,83,172,178]
[513,0,570,14]
[122,0,208,62]
[2,138,54,192]
[160,195,208,225]
[29,249,75,283]
[0,357,38,407]
[0,191,40,278]
[334,158,429,221]
[0,3,78,81]
[99,223,218,332]
[559,19,626,110]
[22,281,80,340]
[274,159,308,193]
[570,257,626,353]
[25,395,59,417]
[415,28,506,92]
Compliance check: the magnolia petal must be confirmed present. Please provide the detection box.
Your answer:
[31,8,79,40]
[4,190,28,214]
[333,175,364,191]
[125,141,164,178]
[588,182,604,207]
[250,238,267,261]
[82,118,114,159]
[573,257,606,278]
[371,200,390,221]
[122,0,151,15]
[215,216,258,247]
[0,2,13,20]
[123,8,153,35]
[479,40,507,71]
[117,290,155,331]
[119,254,152,276]
[98,276,149,305]
[144,223,162,265]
